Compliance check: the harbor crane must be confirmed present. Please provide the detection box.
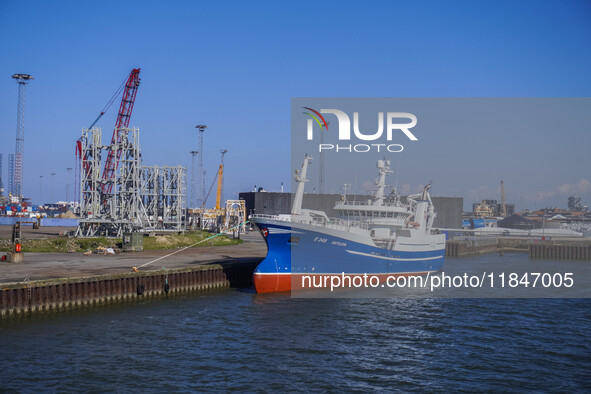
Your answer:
[203,149,228,210]
[101,69,141,194]
[75,68,141,198]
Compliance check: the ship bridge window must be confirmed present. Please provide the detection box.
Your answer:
[367,211,373,217]
[387,212,393,218]
[380,212,387,218]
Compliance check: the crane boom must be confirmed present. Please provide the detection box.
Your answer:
[216,164,223,210]
[100,68,141,194]
[203,165,221,208]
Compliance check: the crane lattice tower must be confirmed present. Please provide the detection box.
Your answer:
[11,74,34,198]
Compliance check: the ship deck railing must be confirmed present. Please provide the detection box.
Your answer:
[335,201,411,209]
[250,214,413,232]
[250,214,283,220]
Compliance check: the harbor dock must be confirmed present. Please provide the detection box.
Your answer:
[3,231,591,317]
[529,241,591,260]
[446,236,591,260]
[0,232,265,318]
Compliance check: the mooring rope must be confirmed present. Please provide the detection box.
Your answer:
[137,220,250,269]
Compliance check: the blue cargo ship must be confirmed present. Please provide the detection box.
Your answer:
[250,156,446,293]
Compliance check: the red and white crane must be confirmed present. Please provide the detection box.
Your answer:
[101,68,141,194]
[75,68,141,201]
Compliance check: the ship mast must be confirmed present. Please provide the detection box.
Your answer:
[292,155,312,215]
[373,159,392,206]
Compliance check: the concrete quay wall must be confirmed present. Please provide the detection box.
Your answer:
[0,259,259,318]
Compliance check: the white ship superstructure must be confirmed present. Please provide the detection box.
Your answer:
[250,156,446,293]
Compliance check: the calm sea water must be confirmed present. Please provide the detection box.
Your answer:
[1,257,590,391]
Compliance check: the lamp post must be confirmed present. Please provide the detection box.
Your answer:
[195,125,207,207]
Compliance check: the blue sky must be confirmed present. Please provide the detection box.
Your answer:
[0,0,590,210]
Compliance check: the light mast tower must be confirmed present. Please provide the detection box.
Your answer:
[12,73,34,198]
[195,125,207,208]
[190,150,199,208]
[8,154,15,195]
[0,154,3,197]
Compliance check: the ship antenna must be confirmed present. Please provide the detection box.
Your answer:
[341,183,351,204]
[292,154,312,215]
[395,156,401,192]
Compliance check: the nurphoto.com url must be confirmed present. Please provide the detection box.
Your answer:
[300,272,575,292]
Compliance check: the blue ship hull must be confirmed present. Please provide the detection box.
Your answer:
[251,218,446,293]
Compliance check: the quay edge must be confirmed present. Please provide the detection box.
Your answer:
[445,237,591,259]
[0,258,261,318]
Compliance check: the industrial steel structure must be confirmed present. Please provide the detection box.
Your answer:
[73,68,187,237]
[224,199,247,232]
[76,127,186,237]
[11,74,33,198]
[139,164,186,231]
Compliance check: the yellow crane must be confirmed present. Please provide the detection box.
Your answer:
[215,163,223,210]
[216,150,227,209]
[203,149,227,210]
